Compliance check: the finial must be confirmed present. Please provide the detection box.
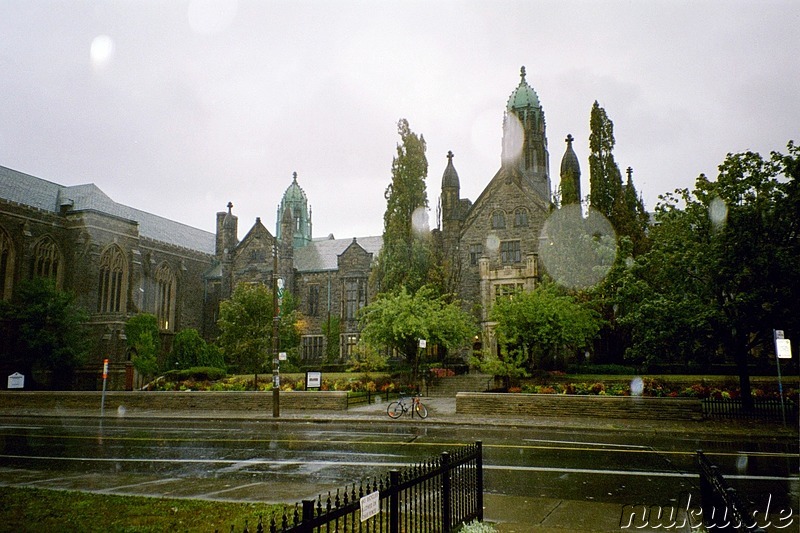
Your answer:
[520,66,526,82]
[446,150,454,162]
[292,171,298,181]
[565,134,574,145]
[626,167,633,180]
[227,201,233,213]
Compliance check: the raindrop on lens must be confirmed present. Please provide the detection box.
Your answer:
[411,207,429,233]
[630,377,644,396]
[709,197,728,229]
[90,35,115,69]
[485,234,500,253]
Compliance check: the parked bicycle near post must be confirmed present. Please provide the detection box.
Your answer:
[387,393,429,419]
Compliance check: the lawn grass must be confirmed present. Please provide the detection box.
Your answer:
[0,486,283,532]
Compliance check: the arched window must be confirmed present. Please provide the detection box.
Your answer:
[98,245,127,313]
[0,228,14,301]
[32,236,63,288]
[155,263,176,331]
[491,210,506,229]
[514,208,529,228]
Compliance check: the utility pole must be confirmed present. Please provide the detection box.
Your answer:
[272,243,280,417]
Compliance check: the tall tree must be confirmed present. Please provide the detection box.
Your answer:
[617,141,799,407]
[489,281,602,371]
[0,277,90,389]
[359,285,476,366]
[588,101,623,222]
[216,283,300,378]
[124,313,160,385]
[372,118,432,295]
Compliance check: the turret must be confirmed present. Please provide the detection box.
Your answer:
[559,134,582,206]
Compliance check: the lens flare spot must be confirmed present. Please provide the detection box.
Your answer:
[501,113,524,163]
[539,205,617,289]
[630,377,644,396]
[90,35,115,69]
[709,196,728,230]
[485,233,500,254]
[411,207,429,234]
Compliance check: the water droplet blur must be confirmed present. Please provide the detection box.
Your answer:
[502,113,524,162]
[709,196,728,230]
[90,35,115,69]
[485,233,500,253]
[539,205,617,289]
[411,207,429,233]
[735,454,748,473]
[187,0,238,36]
[630,377,644,396]
[117,405,127,417]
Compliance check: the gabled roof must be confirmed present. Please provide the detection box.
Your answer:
[0,166,216,255]
[293,235,382,272]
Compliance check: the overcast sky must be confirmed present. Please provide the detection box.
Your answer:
[2,1,798,241]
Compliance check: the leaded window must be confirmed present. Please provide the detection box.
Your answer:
[0,228,13,301]
[491,210,506,229]
[340,333,359,358]
[344,279,365,321]
[514,208,529,227]
[302,335,324,360]
[155,263,176,331]
[308,284,320,317]
[33,236,62,288]
[469,244,483,266]
[98,245,127,313]
[500,240,521,264]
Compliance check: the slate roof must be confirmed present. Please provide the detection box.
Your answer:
[294,235,382,273]
[0,166,216,255]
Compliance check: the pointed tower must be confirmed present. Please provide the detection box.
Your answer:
[278,204,295,294]
[502,66,550,203]
[559,134,582,206]
[440,150,460,232]
[276,172,312,249]
[215,201,238,298]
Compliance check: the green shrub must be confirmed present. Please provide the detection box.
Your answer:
[458,520,498,533]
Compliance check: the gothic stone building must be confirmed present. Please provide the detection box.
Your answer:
[0,66,581,387]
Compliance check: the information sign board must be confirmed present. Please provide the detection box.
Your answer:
[360,491,380,521]
[7,372,24,389]
[306,371,322,389]
[776,338,792,359]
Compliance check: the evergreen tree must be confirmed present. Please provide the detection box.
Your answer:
[589,101,623,222]
[372,118,432,295]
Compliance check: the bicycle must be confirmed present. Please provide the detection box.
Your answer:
[386,393,428,419]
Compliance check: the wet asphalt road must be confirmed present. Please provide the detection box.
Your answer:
[0,414,797,512]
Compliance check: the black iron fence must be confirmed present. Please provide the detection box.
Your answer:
[702,397,797,421]
[697,450,766,533]
[264,441,483,533]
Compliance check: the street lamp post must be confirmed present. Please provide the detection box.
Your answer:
[272,244,280,418]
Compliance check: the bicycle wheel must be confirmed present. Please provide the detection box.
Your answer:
[415,401,428,419]
[387,401,404,419]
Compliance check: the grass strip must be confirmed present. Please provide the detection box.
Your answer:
[0,486,284,532]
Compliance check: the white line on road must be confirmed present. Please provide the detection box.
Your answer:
[2,455,794,482]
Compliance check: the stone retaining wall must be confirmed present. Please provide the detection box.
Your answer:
[456,392,704,421]
[0,390,349,413]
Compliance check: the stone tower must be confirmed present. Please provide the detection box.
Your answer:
[276,172,312,249]
[502,66,551,203]
[559,134,582,206]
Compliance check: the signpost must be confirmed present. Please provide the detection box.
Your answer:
[773,330,792,427]
[100,359,109,417]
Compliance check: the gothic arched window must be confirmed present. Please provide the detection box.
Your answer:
[32,236,63,288]
[155,263,176,331]
[98,245,127,313]
[0,227,14,301]
[514,208,529,228]
[491,210,506,229]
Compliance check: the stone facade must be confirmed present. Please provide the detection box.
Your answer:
[1,66,582,384]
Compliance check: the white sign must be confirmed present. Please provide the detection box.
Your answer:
[418,339,427,348]
[776,338,792,359]
[306,371,322,389]
[360,491,380,521]
[279,352,287,361]
[7,372,24,389]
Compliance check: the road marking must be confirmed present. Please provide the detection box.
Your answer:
[1,455,795,482]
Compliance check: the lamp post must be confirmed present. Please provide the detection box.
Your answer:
[272,243,281,417]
